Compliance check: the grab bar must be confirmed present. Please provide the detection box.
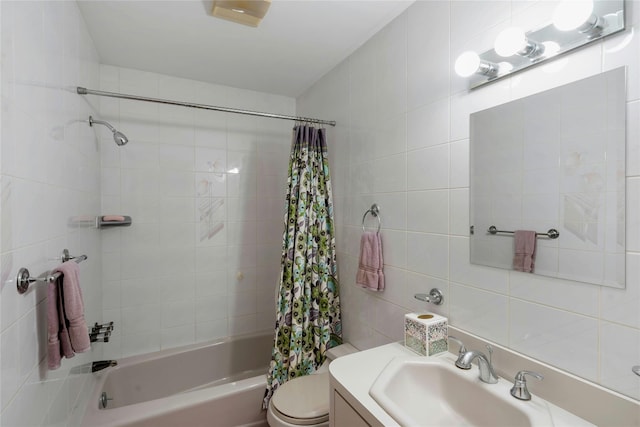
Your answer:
[16,251,88,294]
[487,226,559,240]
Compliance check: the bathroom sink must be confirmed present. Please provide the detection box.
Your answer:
[369,356,554,427]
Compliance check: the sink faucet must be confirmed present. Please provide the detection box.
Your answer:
[455,345,499,384]
[448,336,467,366]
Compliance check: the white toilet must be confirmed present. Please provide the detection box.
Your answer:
[267,343,358,427]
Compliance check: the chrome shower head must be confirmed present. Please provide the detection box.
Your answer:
[88,116,129,146]
[112,130,128,146]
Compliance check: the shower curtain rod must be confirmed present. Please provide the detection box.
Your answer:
[76,87,336,127]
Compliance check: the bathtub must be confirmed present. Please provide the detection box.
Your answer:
[82,333,273,427]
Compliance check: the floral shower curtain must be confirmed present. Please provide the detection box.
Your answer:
[263,124,342,409]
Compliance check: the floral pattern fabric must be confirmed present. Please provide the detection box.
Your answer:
[263,125,342,409]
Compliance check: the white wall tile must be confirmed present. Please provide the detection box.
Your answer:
[450,282,508,345]
[407,144,449,190]
[407,98,450,150]
[407,232,449,279]
[510,272,599,317]
[450,188,469,236]
[601,253,640,328]
[407,1,450,109]
[1,2,103,424]
[603,23,640,101]
[407,190,449,233]
[626,177,640,251]
[450,236,509,293]
[510,299,599,381]
[599,321,640,400]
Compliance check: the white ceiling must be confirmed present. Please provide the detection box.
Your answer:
[77,1,414,98]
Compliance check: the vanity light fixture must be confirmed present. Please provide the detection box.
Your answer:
[552,0,604,33]
[454,52,499,78]
[455,0,624,88]
[494,27,545,59]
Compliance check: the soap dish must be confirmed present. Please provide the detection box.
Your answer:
[98,215,132,228]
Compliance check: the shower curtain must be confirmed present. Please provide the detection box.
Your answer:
[263,124,342,409]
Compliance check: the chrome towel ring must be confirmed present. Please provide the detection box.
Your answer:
[361,204,381,233]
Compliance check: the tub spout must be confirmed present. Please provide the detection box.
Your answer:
[92,360,117,373]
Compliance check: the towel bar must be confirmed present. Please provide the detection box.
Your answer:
[17,251,88,294]
[361,204,382,233]
[487,226,559,239]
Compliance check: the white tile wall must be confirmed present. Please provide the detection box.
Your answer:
[1,1,103,425]
[297,0,640,401]
[100,66,294,358]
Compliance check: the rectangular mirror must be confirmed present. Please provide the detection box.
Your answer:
[470,67,626,288]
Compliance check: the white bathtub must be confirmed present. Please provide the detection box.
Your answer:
[82,333,273,427]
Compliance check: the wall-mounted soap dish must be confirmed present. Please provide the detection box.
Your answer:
[98,215,132,228]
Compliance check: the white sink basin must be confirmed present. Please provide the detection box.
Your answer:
[369,356,555,427]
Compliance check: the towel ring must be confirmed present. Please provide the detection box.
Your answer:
[361,204,381,233]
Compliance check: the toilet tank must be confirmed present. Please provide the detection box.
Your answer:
[325,343,358,362]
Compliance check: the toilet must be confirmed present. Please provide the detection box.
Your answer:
[267,343,358,427]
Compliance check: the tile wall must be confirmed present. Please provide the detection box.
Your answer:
[297,0,640,400]
[98,66,294,359]
[0,1,103,426]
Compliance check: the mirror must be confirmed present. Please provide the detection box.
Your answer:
[470,67,626,288]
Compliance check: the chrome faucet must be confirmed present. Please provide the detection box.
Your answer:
[455,344,499,384]
[448,336,468,366]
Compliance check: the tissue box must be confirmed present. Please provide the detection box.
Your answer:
[404,313,448,356]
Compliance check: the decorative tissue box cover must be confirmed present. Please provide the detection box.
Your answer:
[404,313,448,356]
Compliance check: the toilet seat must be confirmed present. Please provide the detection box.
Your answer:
[269,403,329,426]
[270,372,330,425]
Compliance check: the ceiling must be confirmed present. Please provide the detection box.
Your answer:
[77,1,414,98]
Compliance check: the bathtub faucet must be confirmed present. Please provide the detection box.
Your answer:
[92,360,118,373]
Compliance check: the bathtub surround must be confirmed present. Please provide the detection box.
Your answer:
[0,1,103,425]
[99,65,295,358]
[297,0,640,403]
[264,124,341,408]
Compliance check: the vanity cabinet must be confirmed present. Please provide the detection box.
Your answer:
[332,390,370,427]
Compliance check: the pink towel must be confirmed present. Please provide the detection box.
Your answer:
[47,261,90,370]
[513,230,537,273]
[356,231,385,291]
[47,281,62,370]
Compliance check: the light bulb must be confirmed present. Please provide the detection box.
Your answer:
[494,27,527,57]
[455,51,481,77]
[553,0,594,31]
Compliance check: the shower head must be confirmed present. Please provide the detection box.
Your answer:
[88,116,129,146]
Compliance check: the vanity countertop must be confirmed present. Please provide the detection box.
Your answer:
[329,342,594,427]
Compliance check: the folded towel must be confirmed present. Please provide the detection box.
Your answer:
[47,281,62,370]
[47,261,90,370]
[356,231,385,291]
[513,230,537,273]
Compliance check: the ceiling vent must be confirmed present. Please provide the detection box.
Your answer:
[211,0,272,27]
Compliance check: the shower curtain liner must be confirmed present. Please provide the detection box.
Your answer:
[263,124,342,409]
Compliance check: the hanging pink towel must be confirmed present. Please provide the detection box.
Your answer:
[513,230,537,273]
[47,261,90,369]
[47,281,63,370]
[356,231,385,291]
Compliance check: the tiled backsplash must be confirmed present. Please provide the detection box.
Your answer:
[98,66,294,359]
[297,0,640,401]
